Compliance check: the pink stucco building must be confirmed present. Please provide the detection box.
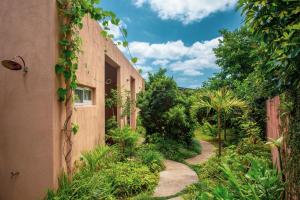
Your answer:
[0,1,144,199]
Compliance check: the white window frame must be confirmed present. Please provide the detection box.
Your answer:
[75,87,93,106]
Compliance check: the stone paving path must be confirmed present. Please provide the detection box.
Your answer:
[153,160,198,197]
[153,140,215,199]
[185,140,215,165]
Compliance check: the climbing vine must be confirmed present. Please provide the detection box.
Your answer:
[56,0,137,178]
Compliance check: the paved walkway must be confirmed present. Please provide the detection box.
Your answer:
[185,140,215,165]
[153,160,198,197]
[153,140,215,199]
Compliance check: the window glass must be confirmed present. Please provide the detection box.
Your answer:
[75,89,84,103]
[84,89,92,101]
[75,87,93,106]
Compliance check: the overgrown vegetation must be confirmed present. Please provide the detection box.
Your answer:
[199,1,300,197]
[182,137,284,200]
[137,68,195,144]
[191,88,247,156]
[46,127,164,199]
[137,68,201,161]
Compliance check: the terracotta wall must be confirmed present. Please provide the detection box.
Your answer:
[266,96,281,169]
[0,1,144,199]
[0,0,57,199]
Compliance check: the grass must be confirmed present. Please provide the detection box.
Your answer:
[150,137,202,162]
[194,128,236,148]
[194,128,219,147]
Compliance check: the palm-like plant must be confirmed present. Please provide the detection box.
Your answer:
[191,88,247,156]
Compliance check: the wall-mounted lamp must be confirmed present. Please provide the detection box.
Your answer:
[105,79,112,85]
[1,56,28,73]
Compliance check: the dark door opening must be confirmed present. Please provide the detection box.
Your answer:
[105,60,119,129]
[130,77,136,129]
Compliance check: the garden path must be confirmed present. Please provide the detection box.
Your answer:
[185,140,215,165]
[153,140,215,199]
[153,160,198,197]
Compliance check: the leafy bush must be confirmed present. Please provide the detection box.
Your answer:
[198,121,217,137]
[79,145,120,171]
[105,116,119,134]
[136,144,165,173]
[199,158,284,200]
[183,140,282,200]
[103,161,158,198]
[46,144,159,200]
[137,68,195,144]
[106,126,139,157]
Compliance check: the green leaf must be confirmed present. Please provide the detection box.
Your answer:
[70,81,77,90]
[55,64,64,74]
[64,70,72,80]
[122,41,128,47]
[121,28,128,37]
[72,123,79,135]
[131,57,138,64]
[101,30,108,38]
[57,88,67,102]
[63,50,73,59]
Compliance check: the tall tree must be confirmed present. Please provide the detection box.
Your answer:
[191,88,247,156]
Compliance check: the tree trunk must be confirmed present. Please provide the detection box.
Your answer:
[65,79,73,178]
[218,111,222,157]
[63,4,73,178]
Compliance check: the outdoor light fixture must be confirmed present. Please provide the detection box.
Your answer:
[1,56,28,73]
[105,78,112,85]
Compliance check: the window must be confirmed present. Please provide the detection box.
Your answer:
[75,87,93,106]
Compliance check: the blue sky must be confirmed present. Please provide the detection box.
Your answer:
[100,0,243,88]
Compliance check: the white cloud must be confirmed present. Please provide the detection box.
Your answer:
[132,0,237,24]
[128,37,221,76]
[129,40,188,60]
[152,59,170,66]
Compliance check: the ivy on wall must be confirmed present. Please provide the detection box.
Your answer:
[56,0,137,178]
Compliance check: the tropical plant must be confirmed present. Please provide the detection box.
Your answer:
[191,88,247,156]
[266,136,284,175]
[136,145,165,173]
[106,126,139,158]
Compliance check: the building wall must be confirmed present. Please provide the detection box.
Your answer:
[0,0,57,199]
[0,1,144,200]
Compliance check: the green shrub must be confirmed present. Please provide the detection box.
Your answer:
[106,126,139,157]
[79,145,120,171]
[183,140,282,200]
[137,68,195,144]
[236,137,270,158]
[104,161,159,198]
[199,121,218,137]
[137,145,165,173]
[105,116,119,134]
[46,145,160,200]
[200,158,284,200]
